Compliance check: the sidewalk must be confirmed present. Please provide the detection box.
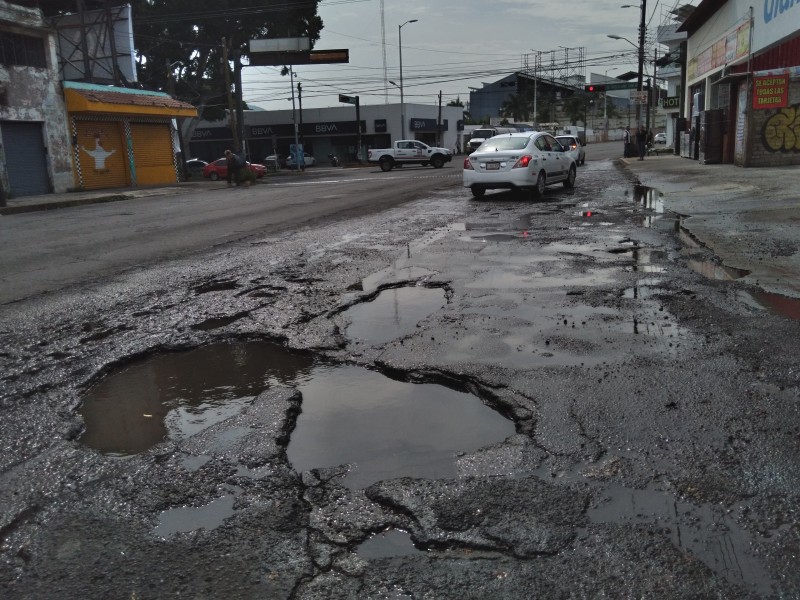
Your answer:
[621,151,800,299]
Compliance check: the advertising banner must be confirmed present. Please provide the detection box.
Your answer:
[752,74,789,109]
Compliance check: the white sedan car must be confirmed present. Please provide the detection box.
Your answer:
[286,152,316,168]
[463,132,576,199]
[555,135,586,165]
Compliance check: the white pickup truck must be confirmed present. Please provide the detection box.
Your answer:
[368,140,452,172]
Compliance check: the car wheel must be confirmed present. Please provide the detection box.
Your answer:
[209,172,219,181]
[532,171,546,197]
[471,186,485,199]
[380,158,393,172]
[431,156,444,169]
[563,165,576,188]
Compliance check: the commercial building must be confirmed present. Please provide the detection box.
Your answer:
[677,0,800,166]
[189,103,464,164]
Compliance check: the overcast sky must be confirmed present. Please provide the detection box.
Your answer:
[242,0,683,111]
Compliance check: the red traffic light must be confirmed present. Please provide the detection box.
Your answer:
[584,84,606,93]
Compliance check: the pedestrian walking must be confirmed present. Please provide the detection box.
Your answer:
[636,126,647,161]
[623,127,631,158]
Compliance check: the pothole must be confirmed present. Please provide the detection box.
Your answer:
[286,364,515,489]
[154,489,239,538]
[687,259,750,281]
[343,286,447,344]
[737,289,800,321]
[78,341,314,455]
[356,528,424,559]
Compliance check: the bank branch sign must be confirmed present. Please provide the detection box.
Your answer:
[753,75,789,109]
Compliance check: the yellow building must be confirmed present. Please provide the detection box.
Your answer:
[64,81,196,190]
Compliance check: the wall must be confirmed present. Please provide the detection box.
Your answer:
[745,76,800,167]
[0,1,73,194]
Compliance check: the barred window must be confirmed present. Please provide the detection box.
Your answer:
[0,32,47,68]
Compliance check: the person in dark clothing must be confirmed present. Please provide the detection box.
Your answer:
[636,126,647,161]
[224,149,244,186]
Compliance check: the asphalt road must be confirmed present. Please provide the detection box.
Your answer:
[1,153,798,599]
[0,164,461,304]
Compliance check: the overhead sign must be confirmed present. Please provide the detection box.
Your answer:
[248,49,349,66]
[605,81,639,91]
[752,74,789,109]
[249,37,310,53]
[339,94,358,105]
[630,90,649,104]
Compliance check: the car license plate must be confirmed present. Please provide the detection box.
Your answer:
[486,162,500,170]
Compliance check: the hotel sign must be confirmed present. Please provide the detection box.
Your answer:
[752,74,789,109]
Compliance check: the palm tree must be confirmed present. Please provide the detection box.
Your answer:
[500,93,533,122]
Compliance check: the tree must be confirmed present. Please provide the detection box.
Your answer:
[562,94,587,126]
[447,96,464,107]
[131,0,323,124]
[500,93,533,122]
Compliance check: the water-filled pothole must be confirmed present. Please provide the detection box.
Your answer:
[78,341,314,455]
[687,259,750,281]
[287,365,514,489]
[344,286,447,344]
[356,528,424,559]
[154,491,238,538]
[79,342,513,490]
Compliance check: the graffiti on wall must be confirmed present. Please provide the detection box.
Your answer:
[762,104,800,152]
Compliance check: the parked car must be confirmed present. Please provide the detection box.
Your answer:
[263,154,285,170]
[184,158,208,178]
[653,132,667,144]
[202,157,266,180]
[463,131,576,199]
[555,135,586,166]
[285,152,317,168]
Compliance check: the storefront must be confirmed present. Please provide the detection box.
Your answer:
[63,81,196,190]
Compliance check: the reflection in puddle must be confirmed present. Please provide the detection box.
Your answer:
[738,289,800,321]
[79,341,315,455]
[634,185,665,212]
[590,485,775,596]
[287,365,514,489]
[154,493,237,538]
[687,259,750,281]
[357,528,423,559]
[344,286,447,344]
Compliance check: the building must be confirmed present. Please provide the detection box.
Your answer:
[0,1,73,198]
[189,103,465,164]
[677,0,800,166]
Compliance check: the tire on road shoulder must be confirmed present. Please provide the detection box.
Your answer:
[431,155,445,169]
[379,157,394,172]
[209,172,219,181]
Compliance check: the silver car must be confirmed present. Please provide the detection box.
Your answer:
[555,135,586,165]
[463,132,576,199]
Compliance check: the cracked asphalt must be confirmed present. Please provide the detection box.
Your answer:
[1,157,798,599]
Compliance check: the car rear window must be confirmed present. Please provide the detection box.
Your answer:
[480,138,529,151]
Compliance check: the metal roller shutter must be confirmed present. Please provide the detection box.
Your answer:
[1,121,50,197]
[129,122,177,186]
[75,120,129,190]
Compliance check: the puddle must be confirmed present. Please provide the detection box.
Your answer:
[287,365,514,489]
[633,185,665,213]
[738,289,800,321]
[589,484,775,596]
[79,341,315,455]
[154,492,238,538]
[356,528,424,559]
[344,286,447,344]
[687,259,750,281]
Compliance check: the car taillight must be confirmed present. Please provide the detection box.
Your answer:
[512,155,532,169]
[464,157,474,170]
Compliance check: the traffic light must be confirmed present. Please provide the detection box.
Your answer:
[584,84,606,93]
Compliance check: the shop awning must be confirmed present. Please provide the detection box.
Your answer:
[64,81,197,118]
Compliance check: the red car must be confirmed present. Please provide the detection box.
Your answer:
[202,157,266,180]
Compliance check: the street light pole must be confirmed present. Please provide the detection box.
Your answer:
[398,19,418,140]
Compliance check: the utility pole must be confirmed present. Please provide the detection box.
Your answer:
[234,51,245,155]
[636,0,647,128]
[221,38,239,152]
[297,82,304,147]
[437,90,443,147]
